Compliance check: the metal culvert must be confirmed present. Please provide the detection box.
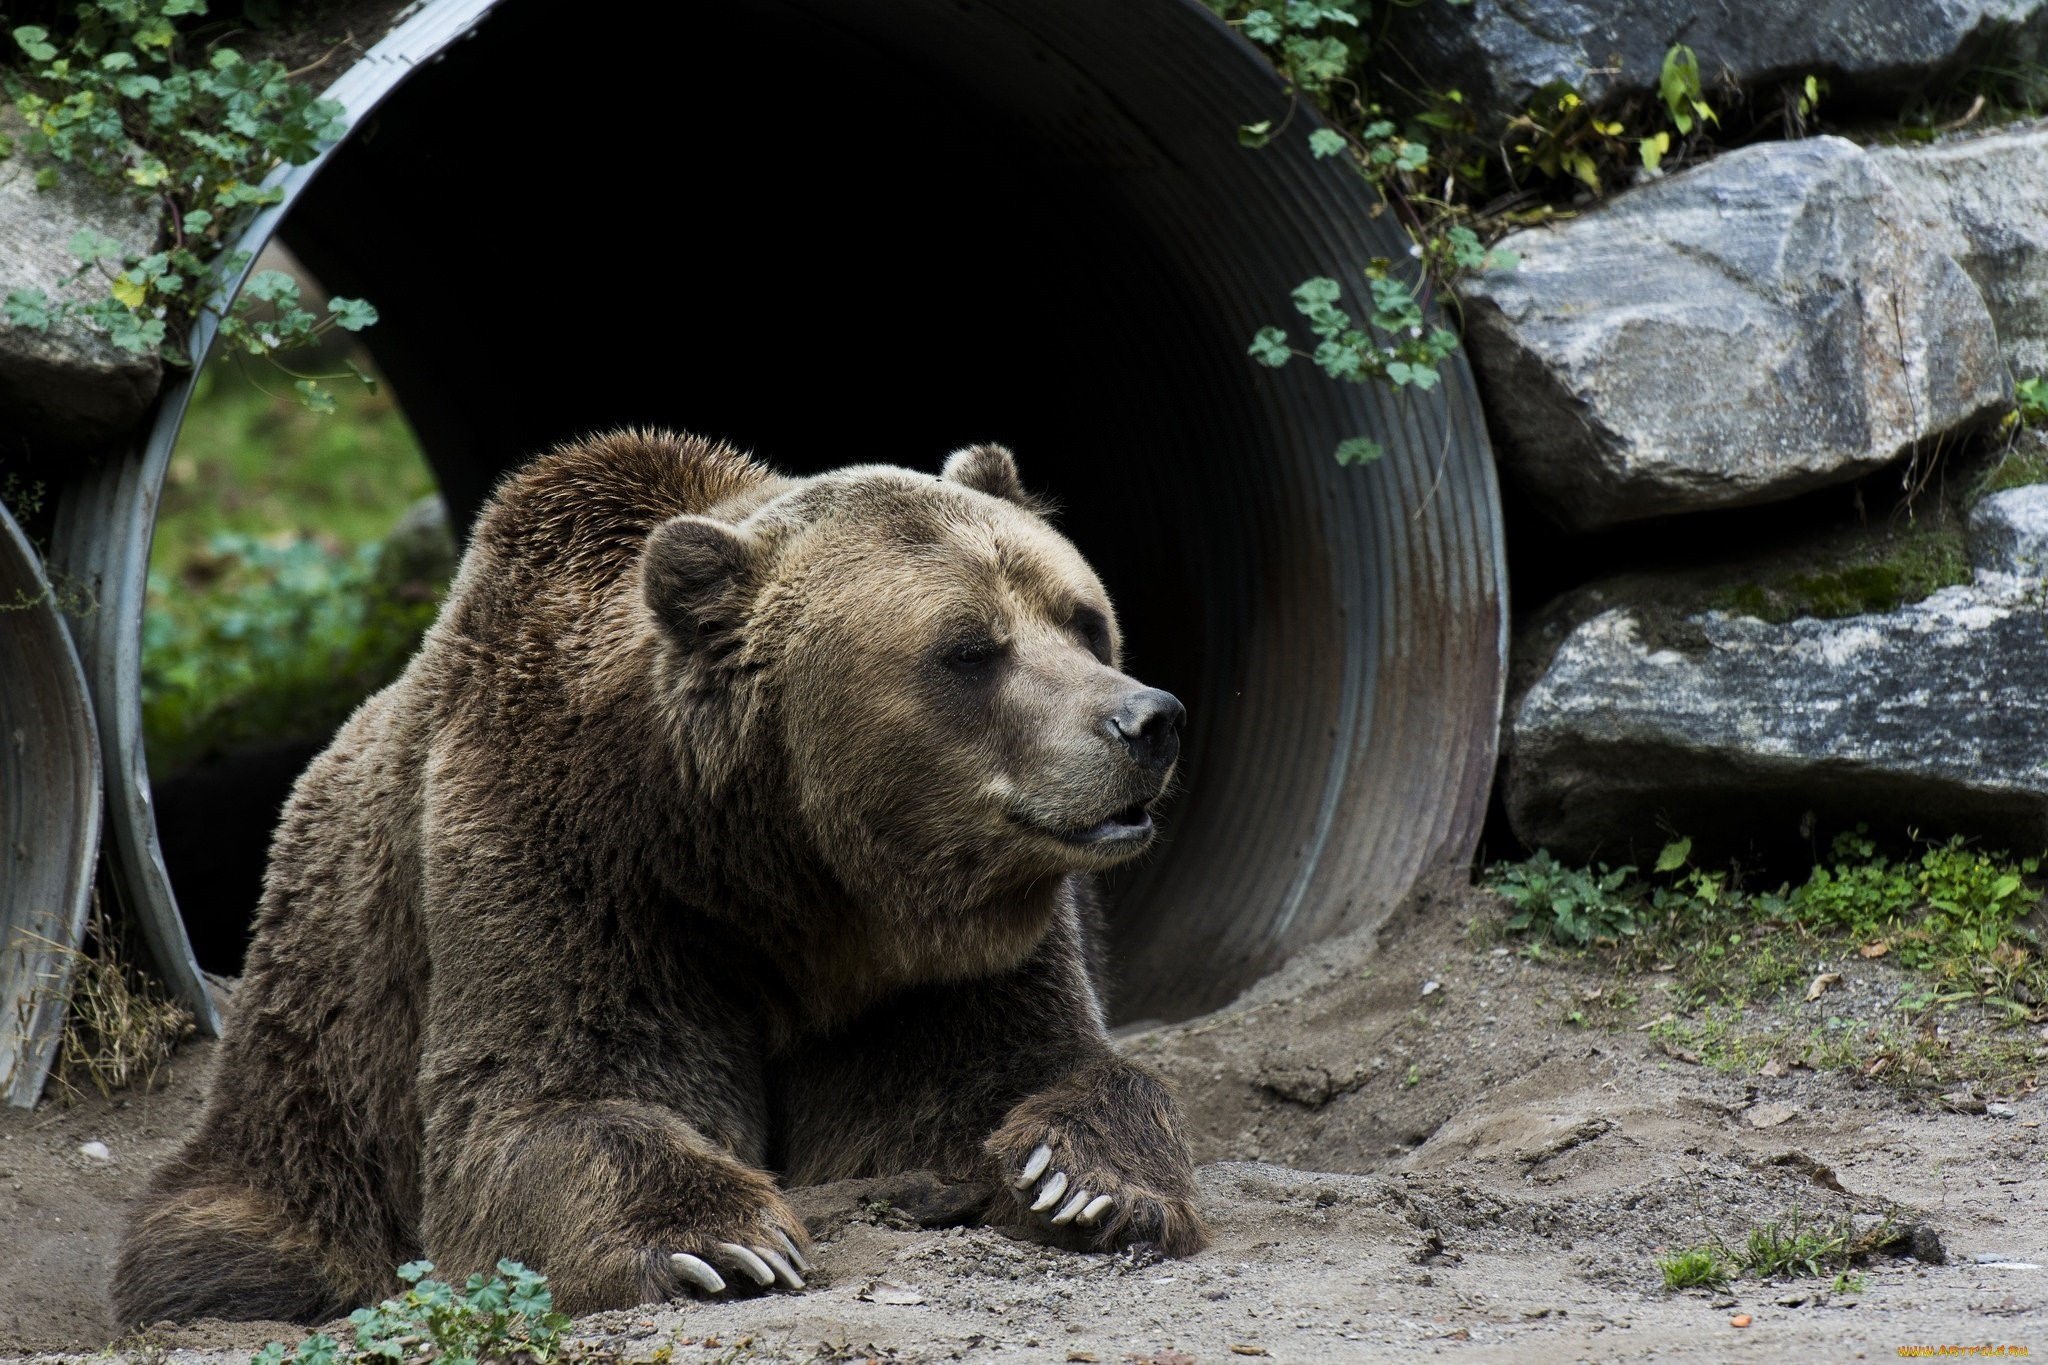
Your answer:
[58,0,1506,1027]
[0,503,102,1107]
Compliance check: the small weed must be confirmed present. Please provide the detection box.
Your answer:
[254,1260,570,1365]
[1650,1010,1778,1073]
[2016,376,2048,428]
[1739,1210,1854,1280]
[1487,851,1638,945]
[1657,1245,1730,1290]
[1401,1062,1422,1088]
[1659,1209,1879,1293]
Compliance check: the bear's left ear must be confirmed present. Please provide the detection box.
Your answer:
[941,443,1029,505]
[643,514,760,650]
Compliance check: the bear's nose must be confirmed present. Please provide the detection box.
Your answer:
[1107,688,1185,776]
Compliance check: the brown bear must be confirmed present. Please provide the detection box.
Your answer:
[113,429,1206,1324]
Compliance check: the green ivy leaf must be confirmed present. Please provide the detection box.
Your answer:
[1308,128,1347,159]
[5,288,54,330]
[12,25,58,62]
[1242,9,1283,43]
[68,228,127,264]
[329,297,378,331]
[1237,119,1274,148]
[1247,326,1293,367]
[293,379,337,415]
[289,1334,339,1365]
[242,270,300,305]
[1334,436,1383,466]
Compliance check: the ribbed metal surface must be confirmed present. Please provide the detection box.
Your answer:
[771,0,1511,1018]
[42,0,500,1032]
[50,0,1505,1025]
[0,503,102,1107]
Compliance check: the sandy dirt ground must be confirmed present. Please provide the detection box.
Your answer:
[3,873,2042,1363]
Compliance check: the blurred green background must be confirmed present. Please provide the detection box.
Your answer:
[143,348,453,778]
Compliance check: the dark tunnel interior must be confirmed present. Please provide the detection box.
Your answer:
[160,0,1507,1022]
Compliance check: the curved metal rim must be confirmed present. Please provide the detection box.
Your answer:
[0,502,103,1107]
[44,0,503,1035]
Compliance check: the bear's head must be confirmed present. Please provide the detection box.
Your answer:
[641,444,1183,986]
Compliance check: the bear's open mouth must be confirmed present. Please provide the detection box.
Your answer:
[1060,801,1154,848]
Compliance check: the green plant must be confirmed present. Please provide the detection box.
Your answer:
[1736,1210,1855,1280]
[1792,830,2045,1017]
[142,528,442,773]
[253,1260,571,1365]
[1211,0,1518,465]
[1657,1245,1730,1290]
[2016,376,2048,428]
[1487,850,1638,945]
[4,0,377,407]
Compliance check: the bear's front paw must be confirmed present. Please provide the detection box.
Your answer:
[986,1062,1208,1258]
[649,1205,812,1299]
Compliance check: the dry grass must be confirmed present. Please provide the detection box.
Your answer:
[29,898,195,1103]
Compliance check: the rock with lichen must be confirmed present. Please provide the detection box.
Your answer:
[1503,493,2048,858]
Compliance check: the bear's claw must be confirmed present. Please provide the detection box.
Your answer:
[667,1221,811,1297]
[1014,1149,1114,1229]
[669,1253,726,1294]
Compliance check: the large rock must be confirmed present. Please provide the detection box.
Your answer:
[1505,485,2048,858]
[1875,121,2048,384]
[1463,137,2010,530]
[1384,0,2048,132]
[0,112,163,446]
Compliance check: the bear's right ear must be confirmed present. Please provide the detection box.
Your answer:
[941,444,1029,504]
[642,514,759,647]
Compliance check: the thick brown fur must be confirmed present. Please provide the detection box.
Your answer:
[113,430,1206,1326]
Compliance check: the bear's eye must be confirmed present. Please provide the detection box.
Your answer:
[942,637,1004,673]
[1071,607,1112,663]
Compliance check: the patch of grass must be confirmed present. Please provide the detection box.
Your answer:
[158,353,431,557]
[1488,831,2048,1089]
[1659,1209,1887,1293]
[254,1260,570,1365]
[1650,1009,1779,1073]
[1737,1210,1856,1280]
[1657,1245,1730,1290]
[144,350,448,776]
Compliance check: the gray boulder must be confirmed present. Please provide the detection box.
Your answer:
[1875,121,2048,385]
[1968,481,2048,575]
[1385,0,2048,133]
[1505,488,2048,858]
[0,111,163,446]
[1463,137,2010,530]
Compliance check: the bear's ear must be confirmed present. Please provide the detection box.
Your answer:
[941,443,1029,505]
[642,514,759,646]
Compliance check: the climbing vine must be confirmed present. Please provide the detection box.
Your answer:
[1207,1,1756,465]
[2,0,375,410]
